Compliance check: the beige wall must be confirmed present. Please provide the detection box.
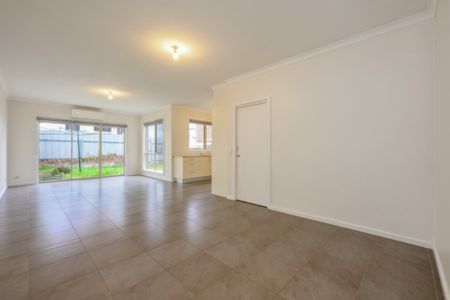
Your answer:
[435,0,450,296]
[212,20,435,246]
[7,100,140,186]
[0,83,7,197]
[172,106,212,157]
[140,106,173,181]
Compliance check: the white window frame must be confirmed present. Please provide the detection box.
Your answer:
[189,119,212,150]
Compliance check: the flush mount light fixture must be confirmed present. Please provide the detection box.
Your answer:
[171,45,180,60]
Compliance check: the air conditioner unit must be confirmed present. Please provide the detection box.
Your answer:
[71,109,105,121]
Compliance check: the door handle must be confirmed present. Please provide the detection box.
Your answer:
[236,154,241,158]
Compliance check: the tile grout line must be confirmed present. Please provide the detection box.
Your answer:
[48,189,116,299]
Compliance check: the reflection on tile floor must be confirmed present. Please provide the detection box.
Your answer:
[0,176,444,299]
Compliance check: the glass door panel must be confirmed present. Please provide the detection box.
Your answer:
[101,126,125,176]
[71,124,100,179]
[39,122,73,182]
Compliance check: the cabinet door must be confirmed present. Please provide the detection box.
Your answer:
[183,158,198,178]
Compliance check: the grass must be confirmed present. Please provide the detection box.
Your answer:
[145,162,164,173]
[39,165,124,181]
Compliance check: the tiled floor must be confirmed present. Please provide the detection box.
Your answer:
[0,176,444,300]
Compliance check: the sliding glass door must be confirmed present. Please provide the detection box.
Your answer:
[71,124,100,179]
[39,122,73,182]
[39,120,126,182]
[101,125,125,176]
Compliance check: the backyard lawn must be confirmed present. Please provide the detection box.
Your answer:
[39,165,124,181]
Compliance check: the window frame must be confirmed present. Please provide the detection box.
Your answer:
[189,119,212,150]
[143,119,164,174]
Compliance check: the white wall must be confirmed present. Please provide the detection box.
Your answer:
[7,100,140,186]
[434,0,450,296]
[212,20,435,246]
[140,106,173,181]
[0,82,7,197]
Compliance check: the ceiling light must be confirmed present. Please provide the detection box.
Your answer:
[108,90,113,100]
[171,45,180,60]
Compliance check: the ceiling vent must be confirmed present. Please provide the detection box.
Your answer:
[71,109,105,121]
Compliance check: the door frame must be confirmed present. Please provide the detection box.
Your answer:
[232,97,271,207]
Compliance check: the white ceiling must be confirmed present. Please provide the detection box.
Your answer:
[0,0,429,114]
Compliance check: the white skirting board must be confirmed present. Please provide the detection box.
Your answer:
[141,172,174,182]
[268,205,432,249]
[434,247,450,299]
[175,176,211,184]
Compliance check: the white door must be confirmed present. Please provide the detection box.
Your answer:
[236,101,270,206]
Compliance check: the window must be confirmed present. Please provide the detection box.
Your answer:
[144,120,164,173]
[189,120,212,150]
[38,120,126,182]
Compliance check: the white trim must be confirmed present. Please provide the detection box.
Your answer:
[0,65,9,98]
[141,171,173,182]
[434,247,450,299]
[0,186,6,200]
[269,205,433,249]
[233,98,271,207]
[174,176,211,183]
[8,97,140,116]
[212,1,437,91]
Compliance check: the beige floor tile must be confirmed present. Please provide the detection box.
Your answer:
[31,271,111,300]
[196,270,274,300]
[210,217,254,237]
[149,239,200,268]
[0,239,29,260]
[30,253,96,294]
[100,253,163,294]
[30,240,86,269]
[131,227,179,250]
[120,221,162,238]
[0,178,443,300]
[168,253,230,294]
[164,220,205,238]
[0,228,29,245]
[114,271,194,300]
[73,219,117,238]
[279,254,363,300]
[236,245,299,293]
[356,253,435,300]
[0,272,28,300]
[29,227,80,253]
[323,228,376,268]
[81,228,128,250]
[206,235,262,269]
[88,239,144,268]
[183,228,227,250]
[0,254,29,280]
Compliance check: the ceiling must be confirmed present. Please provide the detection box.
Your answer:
[0,0,429,114]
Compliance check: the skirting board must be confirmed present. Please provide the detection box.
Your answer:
[269,205,432,249]
[175,176,211,184]
[434,247,450,299]
[140,172,174,182]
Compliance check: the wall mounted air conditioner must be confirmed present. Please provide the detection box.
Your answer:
[71,109,105,121]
